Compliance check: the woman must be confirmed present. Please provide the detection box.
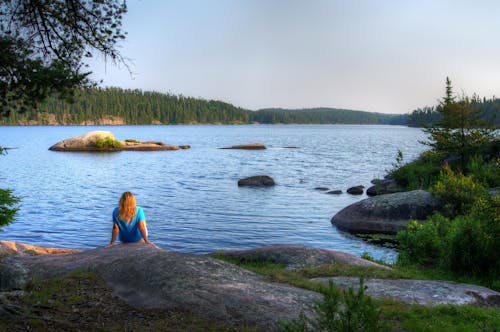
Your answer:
[105,191,154,248]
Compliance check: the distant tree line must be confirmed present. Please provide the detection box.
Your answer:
[253,108,406,125]
[406,97,500,128]
[0,87,408,125]
[1,88,250,125]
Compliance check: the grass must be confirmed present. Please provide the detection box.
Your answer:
[381,299,500,331]
[211,254,500,332]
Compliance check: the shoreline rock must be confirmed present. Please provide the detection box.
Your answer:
[366,178,404,196]
[2,240,499,331]
[331,190,442,234]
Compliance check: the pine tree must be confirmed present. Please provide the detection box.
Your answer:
[424,77,496,169]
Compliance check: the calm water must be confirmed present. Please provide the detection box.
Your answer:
[0,125,426,262]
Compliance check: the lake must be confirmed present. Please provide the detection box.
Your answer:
[0,125,426,262]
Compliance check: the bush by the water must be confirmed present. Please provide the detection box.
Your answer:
[430,165,488,217]
[0,188,20,227]
[397,195,500,283]
[94,137,122,149]
[466,154,500,189]
[388,150,442,190]
[279,278,384,332]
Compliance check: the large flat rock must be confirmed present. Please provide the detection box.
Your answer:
[0,242,319,330]
[214,245,391,270]
[312,277,500,307]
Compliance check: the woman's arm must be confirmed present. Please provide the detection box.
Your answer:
[138,220,159,248]
[104,223,119,248]
[138,220,150,243]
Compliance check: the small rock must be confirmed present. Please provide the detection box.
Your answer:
[238,175,275,187]
[367,179,404,196]
[326,190,342,195]
[347,185,364,195]
[314,187,330,191]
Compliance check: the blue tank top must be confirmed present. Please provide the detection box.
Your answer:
[112,206,146,243]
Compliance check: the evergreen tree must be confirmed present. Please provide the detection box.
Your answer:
[424,77,497,169]
[0,0,127,116]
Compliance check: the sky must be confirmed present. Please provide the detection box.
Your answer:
[87,0,500,114]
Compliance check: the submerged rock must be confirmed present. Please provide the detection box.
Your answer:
[331,190,442,234]
[49,131,188,151]
[220,143,266,150]
[238,175,276,187]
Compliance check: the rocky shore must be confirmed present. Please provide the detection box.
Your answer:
[1,241,498,331]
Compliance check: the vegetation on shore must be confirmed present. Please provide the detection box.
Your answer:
[2,258,498,332]
[0,149,20,228]
[211,254,500,331]
[406,97,500,128]
[1,87,406,126]
[389,78,499,291]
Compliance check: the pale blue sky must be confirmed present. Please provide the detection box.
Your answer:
[88,0,500,114]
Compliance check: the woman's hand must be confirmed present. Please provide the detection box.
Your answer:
[147,242,161,249]
[104,243,115,249]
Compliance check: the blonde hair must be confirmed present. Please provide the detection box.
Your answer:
[118,191,136,221]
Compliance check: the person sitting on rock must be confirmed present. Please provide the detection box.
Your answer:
[105,191,156,248]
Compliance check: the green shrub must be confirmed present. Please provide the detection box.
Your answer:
[397,215,450,267]
[0,148,20,228]
[389,150,442,190]
[466,155,500,188]
[0,188,20,227]
[431,165,487,217]
[397,196,500,281]
[94,137,122,149]
[279,278,384,332]
[446,196,500,277]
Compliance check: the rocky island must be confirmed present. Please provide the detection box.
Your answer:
[49,131,190,152]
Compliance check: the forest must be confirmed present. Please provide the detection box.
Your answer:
[406,98,500,127]
[0,87,405,125]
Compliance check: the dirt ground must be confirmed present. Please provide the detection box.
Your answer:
[0,272,252,332]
